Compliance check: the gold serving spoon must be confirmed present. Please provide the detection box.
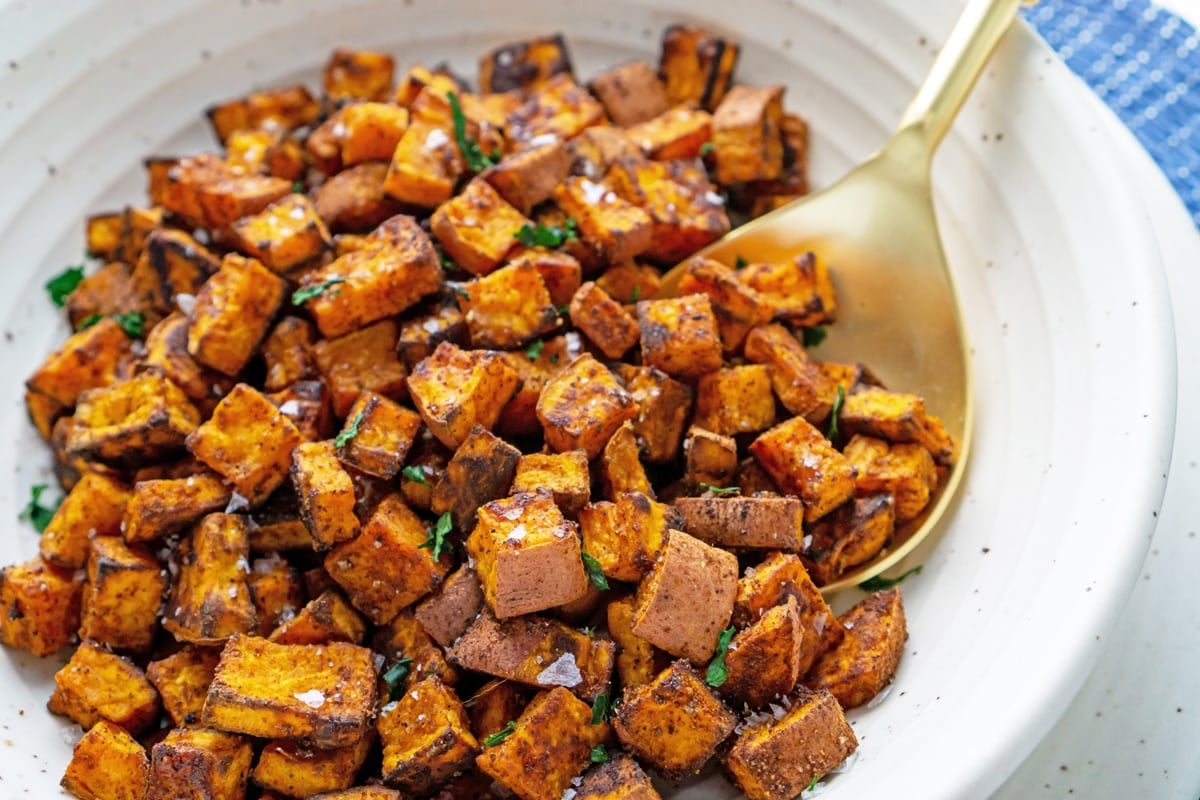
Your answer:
[660,0,1028,593]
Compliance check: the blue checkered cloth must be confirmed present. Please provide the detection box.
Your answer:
[1026,0,1200,226]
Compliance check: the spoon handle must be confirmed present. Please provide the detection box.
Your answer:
[897,0,1025,150]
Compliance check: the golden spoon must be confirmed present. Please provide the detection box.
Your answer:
[661,0,1028,593]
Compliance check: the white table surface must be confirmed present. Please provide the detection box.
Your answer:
[997,2,1200,796]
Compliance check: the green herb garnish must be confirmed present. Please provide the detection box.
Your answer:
[440,250,457,270]
[483,720,516,747]
[698,483,739,495]
[581,551,609,591]
[334,410,365,448]
[704,626,736,687]
[447,90,500,172]
[524,339,545,361]
[514,219,579,248]
[858,565,923,592]
[629,286,641,302]
[699,142,715,156]
[806,774,820,794]
[589,744,609,764]
[112,311,145,338]
[46,266,85,307]
[292,278,347,305]
[75,313,102,331]
[401,465,431,487]
[450,284,471,302]
[590,692,613,725]
[19,484,60,533]
[733,255,748,270]
[420,512,453,561]
[383,656,413,699]
[292,180,305,193]
[827,385,845,439]
[556,304,570,317]
[802,325,828,348]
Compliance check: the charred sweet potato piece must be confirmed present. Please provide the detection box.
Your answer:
[338,102,411,166]
[206,84,320,143]
[805,494,896,586]
[458,260,558,348]
[432,178,530,276]
[146,646,222,727]
[147,727,254,800]
[484,139,572,215]
[626,108,712,161]
[844,435,937,523]
[324,48,396,101]
[580,491,678,584]
[743,323,837,423]
[27,317,131,409]
[611,364,692,464]
[636,294,723,378]
[225,127,305,180]
[408,342,521,449]
[61,719,150,800]
[40,472,130,569]
[123,474,231,544]
[675,495,805,551]
[68,373,201,466]
[230,193,332,273]
[396,301,468,370]
[511,450,591,516]
[739,251,836,327]
[334,391,423,480]
[496,333,581,438]
[554,176,652,264]
[683,425,738,489]
[589,61,669,127]
[692,364,775,437]
[79,536,166,652]
[712,85,785,184]
[480,34,574,93]
[606,595,666,692]
[677,258,774,354]
[658,25,739,111]
[261,316,317,392]
[720,597,803,708]
[269,589,365,646]
[140,312,235,413]
[378,676,478,795]
[607,157,729,264]
[839,386,956,466]
[596,421,653,502]
[382,117,463,208]
[163,513,256,645]
[48,641,161,735]
[253,735,374,798]
[0,556,83,657]
[413,565,484,648]
[63,262,137,330]
[292,441,360,550]
[187,253,286,377]
[247,553,306,637]
[569,281,640,359]
[373,610,458,686]
[160,154,292,230]
[315,162,404,233]
[144,228,221,300]
[575,752,662,800]
[537,353,639,459]
[431,426,520,533]
[313,319,408,418]
[750,416,856,523]
[806,587,907,709]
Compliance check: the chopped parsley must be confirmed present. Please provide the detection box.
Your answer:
[827,385,845,439]
[699,141,715,156]
[704,626,736,687]
[334,410,365,448]
[590,692,613,725]
[514,219,578,248]
[858,565,923,592]
[589,744,609,764]
[556,304,570,317]
[292,180,305,193]
[629,285,641,302]
[806,774,820,794]
[19,484,60,533]
[46,266,85,307]
[439,249,457,270]
[483,720,516,747]
[401,465,431,487]
[733,255,748,270]
[698,483,739,495]
[382,657,413,699]
[802,325,828,348]
[450,284,471,302]
[292,278,346,305]
[447,90,501,172]
[581,551,609,591]
[420,512,453,561]
[75,313,103,331]
[112,311,145,338]
[523,339,545,361]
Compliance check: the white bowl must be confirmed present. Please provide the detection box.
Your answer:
[0,0,1176,797]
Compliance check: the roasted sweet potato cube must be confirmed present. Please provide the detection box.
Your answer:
[751,416,856,523]
[229,194,332,273]
[269,589,365,646]
[743,324,836,422]
[675,495,805,551]
[206,84,320,142]
[607,158,729,264]
[68,373,201,465]
[725,696,856,800]
[839,386,956,465]
[466,679,528,742]
[382,118,463,207]
[186,253,286,377]
[692,365,775,438]
[39,473,130,569]
[408,342,521,449]
[146,646,221,727]
[480,34,574,93]
[569,281,639,360]
[248,497,315,552]
[586,60,667,127]
[50,417,128,492]
[271,381,337,443]
[160,154,292,230]
[61,719,150,800]
[739,251,836,326]
[48,641,160,734]
[299,215,443,339]
[844,435,937,523]
[683,425,737,489]
[627,107,712,161]
[123,474,231,544]
[378,676,478,794]
[496,333,580,438]
[484,139,572,215]
[431,179,528,277]
[712,85,785,184]
[260,316,317,392]
[677,259,773,354]
[225,127,305,180]
[310,789,405,800]
[163,513,256,645]
[613,661,736,780]
[338,102,410,166]
[631,529,736,662]
[143,156,177,206]
[413,565,484,648]
[734,552,842,675]
[86,212,124,260]
[26,317,131,408]
[509,248,582,309]
[597,421,653,501]
[610,364,692,464]
[291,441,360,550]
[26,388,65,441]
[636,294,723,378]
[140,313,235,413]
[468,491,588,618]
[806,587,907,709]
[459,261,558,348]
[569,126,643,181]
[113,205,164,266]
[254,735,374,798]
[246,554,306,637]
[805,494,895,585]
[326,493,449,624]
[720,596,803,708]
[146,727,253,800]
[507,70,607,143]
[203,634,378,747]
[332,391,422,479]
[373,610,458,685]
[578,501,633,582]
[0,557,82,656]
[659,25,739,111]
[79,536,165,652]
[315,162,403,233]
[554,177,652,264]
[146,228,221,297]
[63,261,136,330]
[475,686,607,800]
[537,353,638,459]
[606,595,665,692]
[313,320,407,418]
[512,450,591,515]
[398,442,450,512]
[575,751,661,799]
[396,302,468,369]
[431,426,520,532]
[447,610,615,701]
[187,383,304,504]
[324,48,395,101]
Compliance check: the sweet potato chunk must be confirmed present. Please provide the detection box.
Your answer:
[839,386,956,466]
[378,676,478,794]
[632,529,737,662]
[607,157,729,263]
[507,73,605,144]
[0,556,82,656]
[484,139,572,215]
[230,194,332,273]
[626,108,712,161]
[743,324,836,423]
[554,177,652,264]
[48,641,160,735]
[496,333,581,438]
[161,153,293,229]
[844,435,937,523]
[683,425,738,489]
[459,260,558,348]
[720,597,803,708]
[580,492,679,584]
[468,491,588,618]
[40,473,130,569]
[613,661,736,780]
[147,727,254,800]
[292,441,360,550]
[611,364,692,464]
[589,61,669,127]
[806,587,907,710]
[313,320,407,418]
[508,247,582,309]
[203,634,378,747]
[334,391,422,480]
[750,416,856,523]
[511,450,591,515]
[432,178,529,276]
[187,383,304,504]
[163,513,256,645]
[260,316,317,392]
[253,735,374,798]
[480,35,574,93]
[413,565,484,648]
[315,162,403,233]
[431,426,521,532]
[26,317,130,409]
[805,494,896,586]
[67,373,201,466]
[61,719,150,800]
[475,686,608,800]
[739,251,836,327]
[123,474,231,544]
[692,365,775,437]
[79,536,165,652]
[146,646,221,727]
[606,595,665,692]
[187,253,286,377]
[636,294,723,378]
[324,48,395,102]
[382,117,463,208]
[338,102,411,166]
[569,281,640,359]
[373,610,458,686]
[712,85,785,184]
[269,589,366,646]
[575,752,662,800]
[675,495,805,551]
[396,301,468,369]
[408,342,521,449]
[206,84,319,142]
[537,353,639,459]
[596,421,653,502]
[659,25,739,111]
[677,259,774,354]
